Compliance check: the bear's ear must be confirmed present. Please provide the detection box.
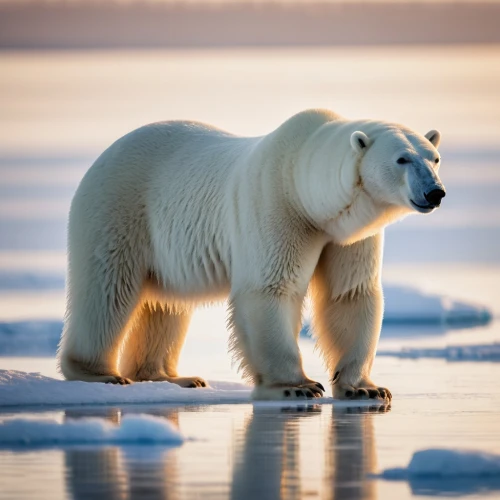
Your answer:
[425,129,441,148]
[350,131,371,154]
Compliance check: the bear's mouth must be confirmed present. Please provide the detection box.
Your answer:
[410,199,435,213]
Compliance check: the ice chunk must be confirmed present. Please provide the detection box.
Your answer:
[381,449,500,478]
[378,449,500,495]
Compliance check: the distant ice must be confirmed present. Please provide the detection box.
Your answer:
[0,414,184,447]
[378,343,500,362]
[0,320,62,356]
[0,370,251,407]
[378,449,500,496]
[300,285,491,338]
[382,286,492,326]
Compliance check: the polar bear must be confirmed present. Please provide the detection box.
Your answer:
[58,109,445,400]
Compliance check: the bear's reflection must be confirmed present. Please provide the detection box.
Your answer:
[324,405,389,500]
[230,405,321,500]
[63,403,389,500]
[231,404,388,500]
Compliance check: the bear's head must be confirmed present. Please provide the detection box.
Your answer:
[350,126,445,215]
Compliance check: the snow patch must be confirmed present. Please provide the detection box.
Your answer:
[0,414,184,447]
[0,370,251,407]
[378,343,500,362]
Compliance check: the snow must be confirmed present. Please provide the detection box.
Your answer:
[378,343,500,362]
[380,449,500,479]
[0,414,184,447]
[0,370,251,407]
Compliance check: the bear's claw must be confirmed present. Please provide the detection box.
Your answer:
[169,376,207,388]
[105,376,132,385]
[377,387,392,399]
[252,381,324,400]
[333,384,392,401]
[336,384,392,401]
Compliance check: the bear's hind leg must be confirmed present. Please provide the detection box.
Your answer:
[58,255,143,384]
[229,291,324,400]
[120,303,206,388]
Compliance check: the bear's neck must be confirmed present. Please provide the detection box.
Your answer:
[324,185,408,245]
[292,124,408,245]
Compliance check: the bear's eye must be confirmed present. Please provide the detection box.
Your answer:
[435,158,440,164]
[396,157,409,165]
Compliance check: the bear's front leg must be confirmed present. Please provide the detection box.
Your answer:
[311,235,392,401]
[229,290,324,400]
[316,289,392,401]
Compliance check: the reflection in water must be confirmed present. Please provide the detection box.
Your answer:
[231,405,322,500]
[231,404,389,500]
[63,407,180,500]
[325,405,390,500]
[64,408,126,500]
[62,404,389,500]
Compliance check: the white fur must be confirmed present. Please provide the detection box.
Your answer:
[57,109,444,400]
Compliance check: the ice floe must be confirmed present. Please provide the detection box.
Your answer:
[0,370,394,408]
[377,449,500,496]
[0,370,251,407]
[380,449,500,478]
[383,286,492,326]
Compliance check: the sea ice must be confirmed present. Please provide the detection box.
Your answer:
[0,369,251,407]
[0,370,390,408]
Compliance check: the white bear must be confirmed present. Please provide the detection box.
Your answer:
[57,109,445,400]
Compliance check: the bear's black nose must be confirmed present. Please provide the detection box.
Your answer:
[424,188,446,207]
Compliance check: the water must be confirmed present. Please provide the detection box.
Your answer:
[1,345,500,500]
[0,45,500,499]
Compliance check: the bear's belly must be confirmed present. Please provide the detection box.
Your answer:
[145,250,231,305]
[142,279,230,308]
